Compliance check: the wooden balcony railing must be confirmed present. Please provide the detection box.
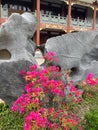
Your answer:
[71,17,92,27]
[40,13,67,24]
[0,9,97,30]
[40,12,93,28]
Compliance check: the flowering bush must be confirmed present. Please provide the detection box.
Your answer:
[66,81,82,104]
[77,73,98,99]
[85,73,98,86]
[11,52,82,130]
[43,51,58,64]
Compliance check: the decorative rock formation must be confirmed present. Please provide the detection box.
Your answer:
[0,12,38,106]
[45,31,98,82]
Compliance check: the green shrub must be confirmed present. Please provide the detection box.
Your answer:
[83,108,98,130]
[0,103,9,113]
[0,103,24,130]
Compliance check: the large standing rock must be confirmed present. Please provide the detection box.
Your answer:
[45,31,98,82]
[0,12,38,106]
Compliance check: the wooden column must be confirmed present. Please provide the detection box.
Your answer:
[92,6,97,29]
[0,0,1,25]
[92,1,98,30]
[67,0,72,33]
[0,0,1,18]
[36,0,40,45]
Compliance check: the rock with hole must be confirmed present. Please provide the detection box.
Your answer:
[45,31,98,82]
[0,12,38,106]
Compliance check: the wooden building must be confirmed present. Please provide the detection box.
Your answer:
[0,0,98,45]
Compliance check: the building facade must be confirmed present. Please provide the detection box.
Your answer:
[0,0,98,45]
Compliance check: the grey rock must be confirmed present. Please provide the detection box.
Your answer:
[0,12,38,106]
[45,31,98,82]
[0,60,33,106]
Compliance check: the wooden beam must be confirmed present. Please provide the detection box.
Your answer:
[92,6,96,29]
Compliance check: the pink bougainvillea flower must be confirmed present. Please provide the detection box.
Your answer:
[79,126,83,130]
[19,70,26,75]
[69,85,76,92]
[11,51,82,130]
[29,64,37,70]
[85,73,97,86]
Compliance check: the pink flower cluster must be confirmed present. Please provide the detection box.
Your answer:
[24,108,47,130]
[43,51,58,63]
[11,64,65,114]
[66,81,82,103]
[85,73,98,86]
[11,52,82,130]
